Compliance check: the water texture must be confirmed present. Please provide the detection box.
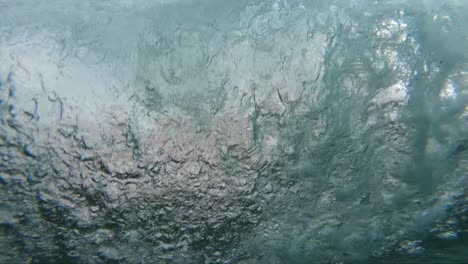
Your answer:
[0,0,467,263]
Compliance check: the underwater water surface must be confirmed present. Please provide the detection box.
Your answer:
[0,0,467,263]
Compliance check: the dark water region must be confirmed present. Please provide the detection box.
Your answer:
[0,0,467,263]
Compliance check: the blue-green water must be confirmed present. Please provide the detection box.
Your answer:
[0,0,467,263]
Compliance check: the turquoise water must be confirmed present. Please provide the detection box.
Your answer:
[0,0,467,263]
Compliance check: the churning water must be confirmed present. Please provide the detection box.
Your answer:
[0,0,467,263]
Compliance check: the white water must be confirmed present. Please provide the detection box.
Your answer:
[0,0,467,263]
